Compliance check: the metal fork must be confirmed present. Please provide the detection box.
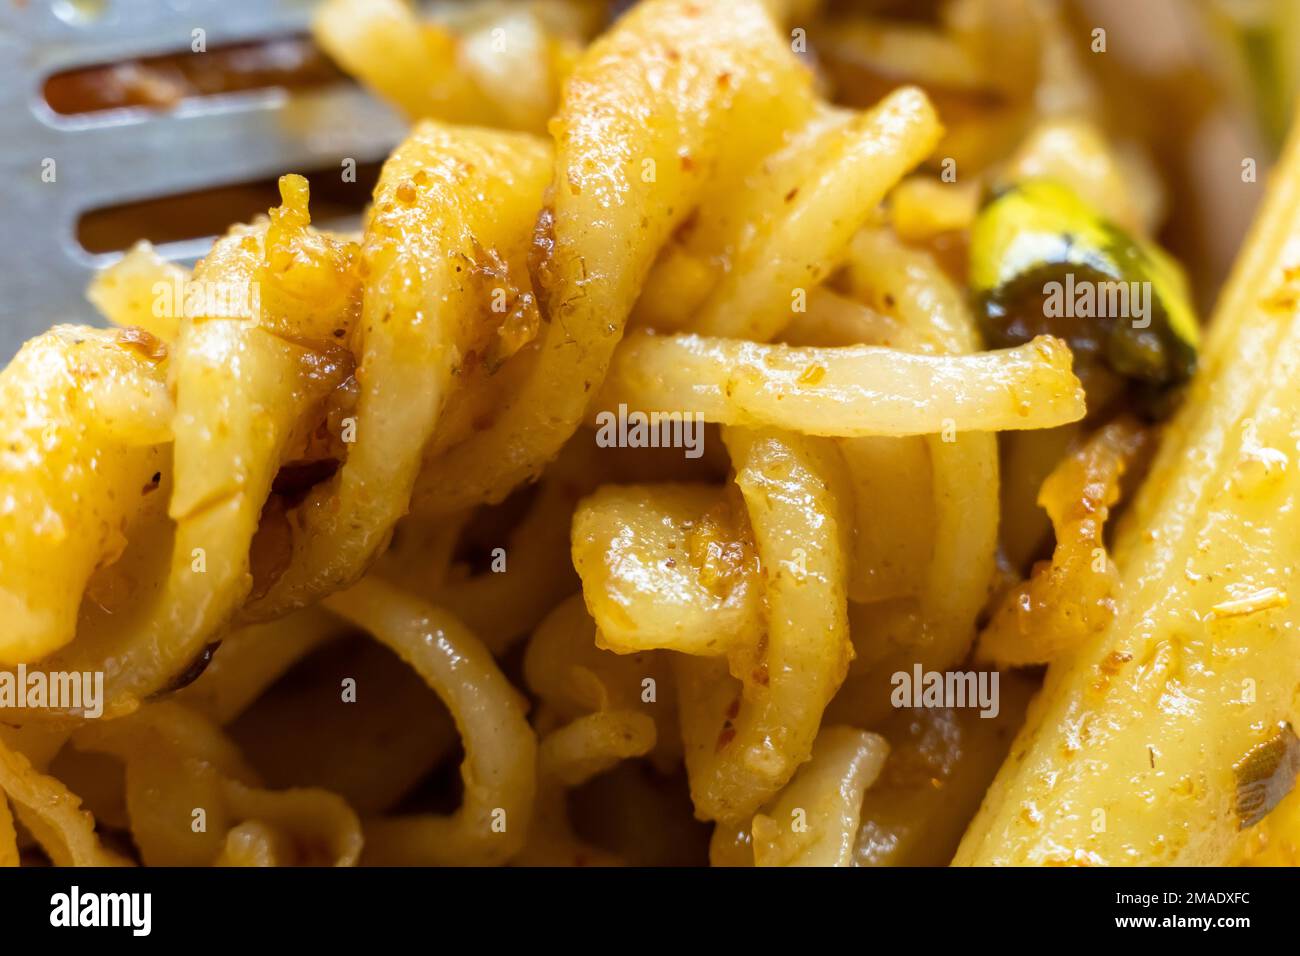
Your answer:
[0,0,406,359]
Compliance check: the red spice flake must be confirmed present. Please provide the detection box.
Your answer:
[715,725,736,752]
[457,349,481,377]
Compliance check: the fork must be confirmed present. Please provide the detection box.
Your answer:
[0,0,406,359]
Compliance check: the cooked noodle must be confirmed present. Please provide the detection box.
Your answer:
[2,0,1296,868]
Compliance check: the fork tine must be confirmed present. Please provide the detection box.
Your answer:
[11,0,318,72]
[52,87,405,209]
[0,0,409,357]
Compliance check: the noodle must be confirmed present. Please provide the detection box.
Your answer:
[596,332,1084,437]
[246,124,552,616]
[677,428,854,823]
[955,114,1300,867]
[1,0,1290,870]
[410,0,818,516]
[517,709,656,866]
[0,731,126,867]
[322,577,537,865]
[749,726,889,867]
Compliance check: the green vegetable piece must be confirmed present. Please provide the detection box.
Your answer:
[970,179,1199,387]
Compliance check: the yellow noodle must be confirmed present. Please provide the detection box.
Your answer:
[691,87,942,340]
[87,241,189,342]
[516,709,656,867]
[750,726,889,867]
[0,0,1278,871]
[249,125,552,616]
[596,332,1084,437]
[955,115,1300,867]
[322,576,537,865]
[74,702,362,867]
[572,483,762,658]
[176,607,347,725]
[0,327,170,667]
[679,428,853,823]
[410,0,817,515]
[0,733,127,867]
